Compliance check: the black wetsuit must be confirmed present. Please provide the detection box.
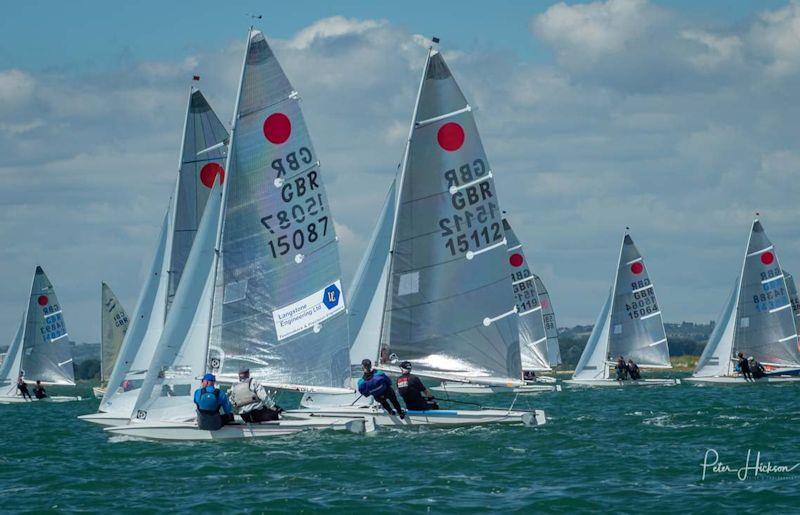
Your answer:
[17,381,32,400]
[33,386,47,400]
[397,373,439,411]
[751,361,766,379]
[615,362,628,381]
[627,363,641,380]
[739,357,753,381]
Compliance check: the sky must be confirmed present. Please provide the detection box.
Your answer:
[1,0,799,344]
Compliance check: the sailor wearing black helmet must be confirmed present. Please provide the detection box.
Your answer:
[228,368,282,422]
[357,358,404,418]
[396,361,439,411]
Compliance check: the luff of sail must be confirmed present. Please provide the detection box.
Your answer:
[534,274,562,366]
[503,218,550,372]
[207,30,350,391]
[732,220,800,368]
[21,266,75,385]
[608,234,670,367]
[379,49,522,385]
[166,89,229,313]
[100,282,129,383]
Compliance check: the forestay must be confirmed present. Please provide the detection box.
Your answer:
[534,274,562,366]
[378,49,522,385]
[21,266,75,385]
[503,218,550,372]
[100,283,129,383]
[206,30,350,390]
[733,220,800,367]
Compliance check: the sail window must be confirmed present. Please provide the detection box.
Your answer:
[398,272,420,296]
[740,317,750,328]
[613,324,622,334]
[224,280,248,304]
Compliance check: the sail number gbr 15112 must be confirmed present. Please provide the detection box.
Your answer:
[439,201,502,256]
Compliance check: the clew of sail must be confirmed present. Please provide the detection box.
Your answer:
[534,274,562,366]
[100,283,129,384]
[608,234,670,367]
[377,49,522,386]
[732,220,800,367]
[205,30,351,392]
[503,218,550,372]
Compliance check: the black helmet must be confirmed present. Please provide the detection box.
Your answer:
[400,361,412,371]
[361,358,372,369]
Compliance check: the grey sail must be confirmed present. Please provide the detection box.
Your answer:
[784,272,800,327]
[503,218,549,371]
[379,49,521,383]
[607,234,670,367]
[348,180,396,373]
[733,220,800,367]
[207,30,350,390]
[167,89,229,313]
[100,282,129,383]
[0,313,25,395]
[534,274,562,366]
[21,266,75,385]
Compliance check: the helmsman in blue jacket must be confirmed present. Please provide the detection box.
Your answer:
[193,373,234,430]
[357,359,404,418]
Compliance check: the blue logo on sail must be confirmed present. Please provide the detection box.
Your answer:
[323,284,340,310]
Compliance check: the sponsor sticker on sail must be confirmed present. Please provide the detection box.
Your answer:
[273,280,345,340]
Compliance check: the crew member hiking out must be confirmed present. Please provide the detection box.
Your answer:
[17,373,32,401]
[33,380,47,400]
[357,359,404,418]
[193,373,234,430]
[397,361,439,411]
[228,368,282,423]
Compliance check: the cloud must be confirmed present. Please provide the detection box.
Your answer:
[2,4,800,343]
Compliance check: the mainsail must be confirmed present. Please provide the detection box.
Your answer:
[732,220,799,367]
[534,274,562,366]
[206,30,349,390]
[503,218,550,372]
[573,233,670,380]
[100,87,228,414]
[100,282,129,383]
[374,48,521,385]
[785,272,800,327]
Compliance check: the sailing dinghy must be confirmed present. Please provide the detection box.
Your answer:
[0,266,81,403]
[105,28,371,440]
[566,232,679,387]
[432,218,559,394]
[284,41,545,427]
[687,219,800,384]
[80,86,230,427]
[93,283,130,399]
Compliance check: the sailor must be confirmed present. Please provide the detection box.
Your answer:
[228,368,282,423]
[33,380,47,400]
[626,359,641,380]
[17,373,32,401]
[193,373,234,430]
[357,359,404,418]
[737,352,753,381]
[396,361,439,411]
[615,356,628,381]
[749,357,766,379]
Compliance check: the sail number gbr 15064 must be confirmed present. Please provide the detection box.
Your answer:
[259,169,329,259]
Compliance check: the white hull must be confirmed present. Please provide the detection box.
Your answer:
[0,395,81,404]
[685,375,800,384]
[92,387,106,399]
[283,406,546,428]
[431,382,561,394]
[564,378,680,388]
[103,417,370,441]
[78,411,130,427]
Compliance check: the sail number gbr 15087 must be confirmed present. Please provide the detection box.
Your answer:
[259,169,329,259]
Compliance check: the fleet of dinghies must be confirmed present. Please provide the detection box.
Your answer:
[2,28,797,442]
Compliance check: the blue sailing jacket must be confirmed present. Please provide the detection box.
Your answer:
[193,385,233,414]
[357,370,392,397]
